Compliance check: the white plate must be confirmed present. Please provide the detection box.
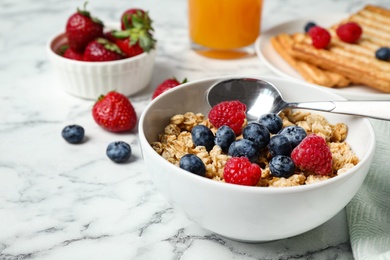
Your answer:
[255,14,390,100]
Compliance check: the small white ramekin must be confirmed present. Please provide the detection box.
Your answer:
[47,31,156,100]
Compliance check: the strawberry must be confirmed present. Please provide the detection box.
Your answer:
[60,46,84,61]
[83,38,125,62]
[121,9,147,30]
[112,37,144,57]
[109,9,156,57]
[65,3,104,52]
[104,31,117,42]
[152,78,187,99]
[92,91,137,133]
[57,44,83,61]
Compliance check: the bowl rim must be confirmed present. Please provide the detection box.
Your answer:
[46,22,156,66]
[139,75,376,194]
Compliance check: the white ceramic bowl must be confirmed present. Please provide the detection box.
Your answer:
[47,29,156,100]
[139,76,375,242]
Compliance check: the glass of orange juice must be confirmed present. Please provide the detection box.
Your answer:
[188,0,263,59]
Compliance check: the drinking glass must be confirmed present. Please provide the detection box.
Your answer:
[188,0,263,59]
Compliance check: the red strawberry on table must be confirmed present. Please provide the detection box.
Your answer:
[92,91,137,133]
[152,78,187,99]
[83,38,125,62]
[65,3,104,52]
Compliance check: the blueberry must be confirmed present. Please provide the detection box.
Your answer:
[268,134,292,157]
[279,125,307,148]
[304,21,316,33]
[375,47,390,61]
[61,124,85,144]
[242,122,270,150]
[228,139,260,163]
[179,154,206,176]
[215,125,236,153]
[191,125,215,151]
[106,141,131,163]
[258,113,283,134]
[269,155,295,178]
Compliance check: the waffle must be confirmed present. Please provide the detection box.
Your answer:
[271,5,390,92]
[271,33,351,87]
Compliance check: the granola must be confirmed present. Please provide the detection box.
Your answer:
[151,110,359,187]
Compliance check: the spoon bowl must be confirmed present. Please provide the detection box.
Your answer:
[139,75,375,242]
[206,77,390,121]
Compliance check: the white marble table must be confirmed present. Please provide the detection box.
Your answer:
[1,0,388,259]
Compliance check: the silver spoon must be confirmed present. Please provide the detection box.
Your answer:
[206,77,390,121]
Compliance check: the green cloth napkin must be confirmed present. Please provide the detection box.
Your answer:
[346,119,390,260]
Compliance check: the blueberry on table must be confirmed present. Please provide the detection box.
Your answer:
[375,47,390,61]
[268,134,292,157]
[258,113,283,134]
[191,125,215,151]
[269,155,295,178]
[228,139,260,163]
[61,124,85,144]
[278,125,307,148]
[106,141,132,163]
[215,125,236,153]
[179,154,206,176]
[242,122,270,150]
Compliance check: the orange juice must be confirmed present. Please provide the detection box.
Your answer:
[189,0,262,59]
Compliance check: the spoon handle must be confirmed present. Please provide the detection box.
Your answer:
[290,101,390,121]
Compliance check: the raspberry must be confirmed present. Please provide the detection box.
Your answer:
[223,157,261,186]
[291,134,333,175]
[336,22,362,43]
[208,100,246,135]
[308,26,331,49]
